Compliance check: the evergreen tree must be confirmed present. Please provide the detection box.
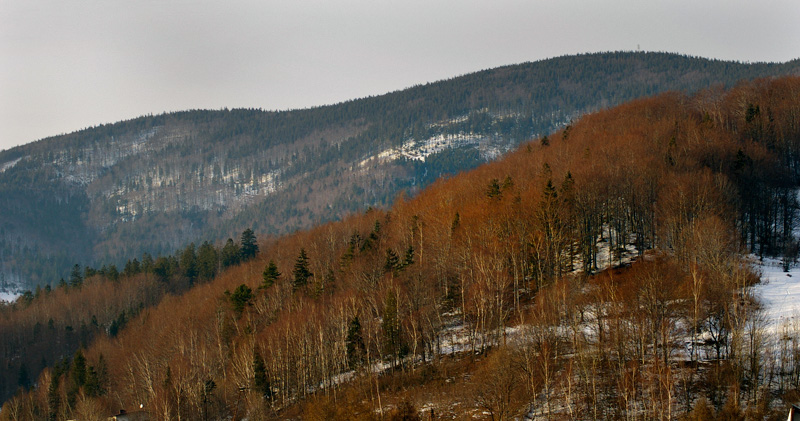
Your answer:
[346,316,366,368]
[141,252,154,274]
[153,256,172,283]
[197,241,219,281]
[69,264,83,288]
[47,372,59,421]
[292,248,312,290]
[221,238,240,268]
[226,284,254,315]
[179,242,198,282]
[261,260,280,288]
[240,228,259,261]
[252,348,271,400]
[403,245,415,268]
[17,362,30,389]
[384,248,400,273]
[70,349,87,388]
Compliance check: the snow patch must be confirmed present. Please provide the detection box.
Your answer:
[752,257,800,334]
[0,157,23,173]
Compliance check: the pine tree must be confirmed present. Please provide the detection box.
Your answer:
[261,260,280,288]
[384,248,400,273]
[197,241,219,281]
[292,248,312,290]
[346,316,366,368]
[240,228,259,261]
[226,284,254,315]
[252,348,271,399]
[69,264,83,288]
[221,238,240,268]
[180,243,198,282]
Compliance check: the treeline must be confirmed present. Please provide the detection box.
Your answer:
[0,229,260,405]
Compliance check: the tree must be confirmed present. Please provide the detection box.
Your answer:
[226,284,254,315]
[382,291,405,366]
[153,256,173,283]
[240,228,259,262]
[261,260,280,289]
[292,248,312,290]
[221,238,240,268]
[253,348,271,400]
[180,243,198,282]
[197,241,219,281]
[346,316,366,368]
[69,264,83,288]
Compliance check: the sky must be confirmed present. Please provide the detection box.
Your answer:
[1,0,798,152]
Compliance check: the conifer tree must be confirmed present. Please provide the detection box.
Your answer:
[240,228,259,261]
[221,238,240,268]
[292,248,312,290]
[261,260,280,288]
[252,348,271,400]
[346,316,366,368]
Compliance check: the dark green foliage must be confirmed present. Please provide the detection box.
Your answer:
[197,241,218,281]
[292,248,312,290]
[226,284,254,315]
[179,243,198,282]
[486,178,502,198]
[252,348,271,400]
[403,245,414,268]
[239,228,258,262]
[123,258,141,277]
[346,316,366,368]
[221,238,240,268]
[261,260,280,288]
[17,363,29,389]
[384,248,400,273]
[153,256,173,283]
[69,264,83,288]
[70,349,87,388]
[47,374,59,421]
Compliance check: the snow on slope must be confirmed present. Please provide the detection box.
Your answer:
[753,258,800,334]
[0,291,19,303]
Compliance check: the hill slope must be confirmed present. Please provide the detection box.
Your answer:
[1,51,799,288]
[4,75,800,420]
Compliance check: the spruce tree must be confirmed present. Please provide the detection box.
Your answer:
[240,228,259,261]
[261,260,280,288]
[346,316,365,368]
[221,238,240,268]
[292,248,312,290]
[252,348,271,399]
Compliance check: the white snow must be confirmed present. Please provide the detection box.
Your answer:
[0,290,20,303]
[752,257,800,334]
[0,157,23,173]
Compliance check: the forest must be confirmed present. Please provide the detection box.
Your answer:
[2,76,800,419]
[1,52,798,292]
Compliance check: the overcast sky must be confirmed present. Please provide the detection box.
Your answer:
[1,0,798,151]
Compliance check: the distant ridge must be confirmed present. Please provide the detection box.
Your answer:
[0,51,798,287]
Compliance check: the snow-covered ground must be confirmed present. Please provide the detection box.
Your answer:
[0,290,20,303]
[753,257,800,334]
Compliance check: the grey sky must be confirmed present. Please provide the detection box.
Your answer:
[1,0,798,151]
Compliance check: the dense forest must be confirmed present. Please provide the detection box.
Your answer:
[2,76,800,419]
[1,52,799,290]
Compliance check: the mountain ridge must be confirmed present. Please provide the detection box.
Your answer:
[2,51,799,288]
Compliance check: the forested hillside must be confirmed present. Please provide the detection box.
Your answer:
[3,76,800,420]
[1,52,798,290]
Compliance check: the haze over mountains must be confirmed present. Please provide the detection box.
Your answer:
[1,52,799,290]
